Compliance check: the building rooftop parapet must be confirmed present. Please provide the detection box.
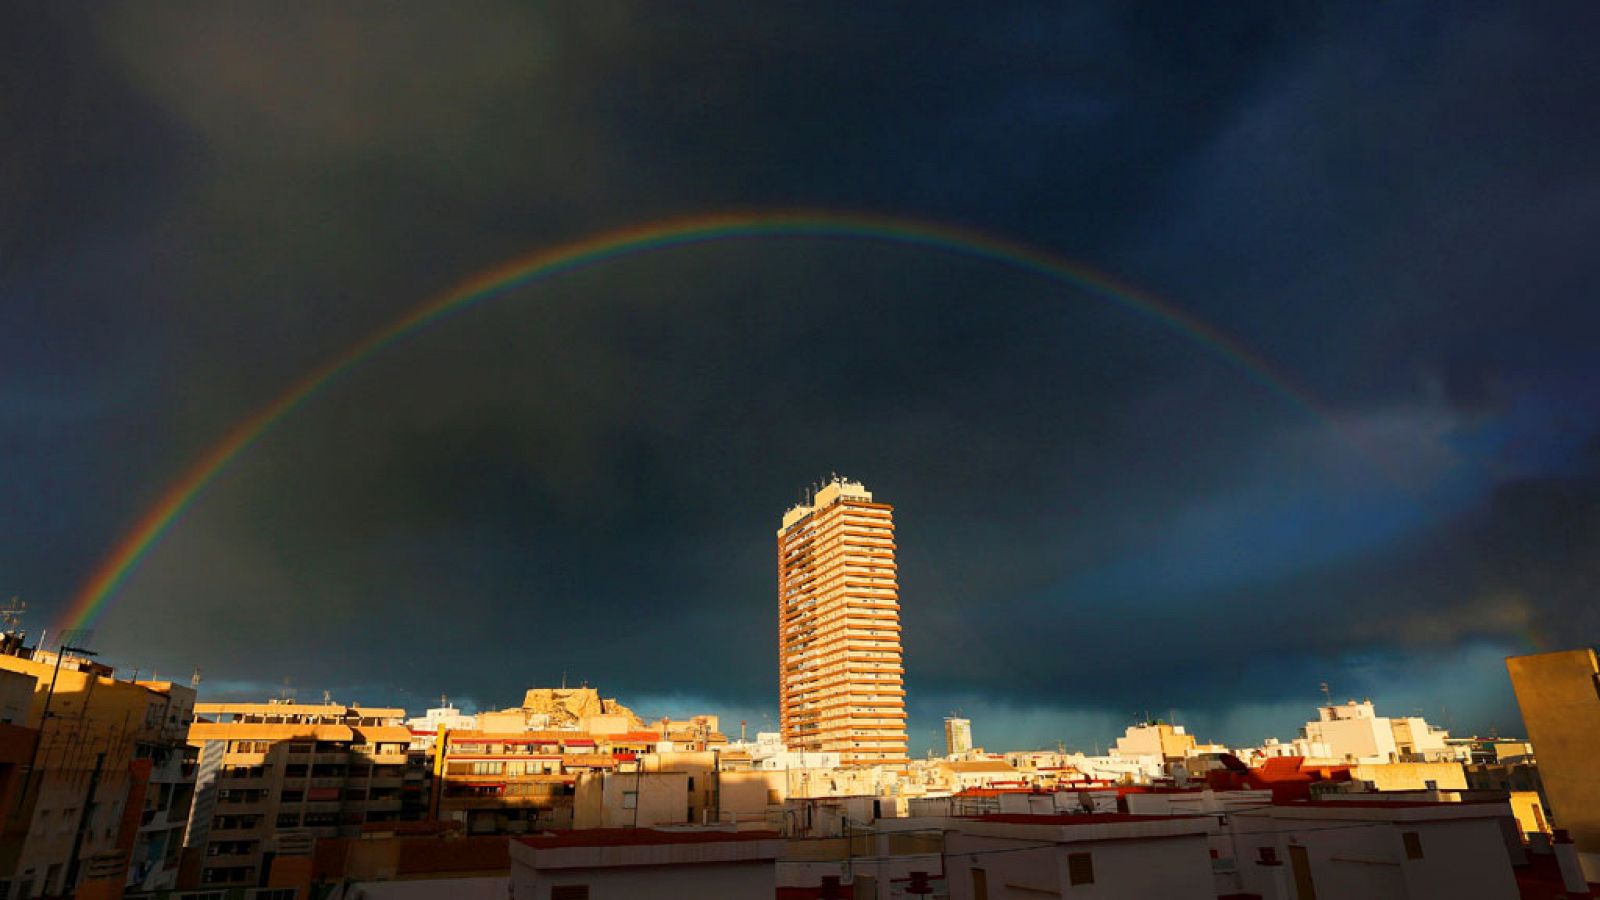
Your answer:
[511,827,787,870]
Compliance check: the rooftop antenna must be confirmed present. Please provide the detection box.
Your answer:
[322,689,333,706]
[191,667,202,689]
[0,596,25,632]
[278,677,295,702]
[561,670,567,689]
[1319,682,1333,706]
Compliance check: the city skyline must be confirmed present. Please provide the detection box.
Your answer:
[6,3,1600,757]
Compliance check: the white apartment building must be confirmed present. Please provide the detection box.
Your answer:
[1301,700,1463,765]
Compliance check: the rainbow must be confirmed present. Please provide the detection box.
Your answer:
[59,209,1334,633]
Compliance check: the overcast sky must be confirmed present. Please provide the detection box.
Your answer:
[5,3,1599,754]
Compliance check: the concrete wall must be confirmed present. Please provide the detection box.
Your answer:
[1508,790,1550,835]
[514,860,775,900]
[573,770,689,829]
[1308,715,1398,763]
[1507,648,1600,879]
[1232,814,1519,900]
[0,668,35,725]
[351,876,508,899]
[1348,762,1467,791]
[944,833,1214,900]
[719,770,780,823]
[654,751,718,823]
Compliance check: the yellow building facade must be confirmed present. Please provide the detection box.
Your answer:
[0,648,195,899]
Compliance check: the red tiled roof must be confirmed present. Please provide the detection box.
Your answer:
[517,828,782,849]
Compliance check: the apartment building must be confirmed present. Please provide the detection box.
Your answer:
[944,717,973,757]
[777,477,907,766]
[432,729,628,834]
[0,645,196,900]
[182,701,412,890]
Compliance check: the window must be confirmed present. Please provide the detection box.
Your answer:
[276,813,300,828]
[1289,844,1317,900]
[1402,831,1424,860]
[1068,852,1094,885]
[687,777,695,791]
[550,886,589,900]
[621,792,637,810]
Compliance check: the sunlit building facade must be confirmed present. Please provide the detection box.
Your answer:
[944,716,973,756]
[777,478,907,766]
[1507,648,1600,881]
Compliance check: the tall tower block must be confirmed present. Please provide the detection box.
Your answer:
[777,477,908,765]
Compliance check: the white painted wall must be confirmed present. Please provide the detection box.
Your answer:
[1230,813,1519,899]
[944,833,1215,900]
[512,860,775,900]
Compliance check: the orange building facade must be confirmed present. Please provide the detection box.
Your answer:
[777,478,907,766]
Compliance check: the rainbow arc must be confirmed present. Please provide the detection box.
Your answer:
[59,210,1339,632]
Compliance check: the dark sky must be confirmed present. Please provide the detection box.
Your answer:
[5,3,1599,754]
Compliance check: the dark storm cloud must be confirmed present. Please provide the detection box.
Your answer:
[4,2,1599,749]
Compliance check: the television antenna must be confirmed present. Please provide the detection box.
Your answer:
[0,596,25,632]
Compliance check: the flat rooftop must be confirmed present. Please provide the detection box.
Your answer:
[517,829,782,849]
